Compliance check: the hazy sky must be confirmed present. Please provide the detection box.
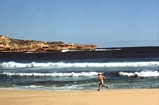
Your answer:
[0,0,159,47]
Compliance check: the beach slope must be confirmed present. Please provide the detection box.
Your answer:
[0,89,158,105]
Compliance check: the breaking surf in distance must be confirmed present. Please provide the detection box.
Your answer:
[1,61,159,68]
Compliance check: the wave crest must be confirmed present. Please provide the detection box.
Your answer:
[1,61,159,68]
[0,72,98,77]
[119,71,159,77]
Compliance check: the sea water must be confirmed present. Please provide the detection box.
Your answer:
[0,47,159,90]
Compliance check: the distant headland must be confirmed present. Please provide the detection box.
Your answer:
[0,35,97,53]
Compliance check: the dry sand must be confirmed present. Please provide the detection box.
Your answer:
[0,89,158,105]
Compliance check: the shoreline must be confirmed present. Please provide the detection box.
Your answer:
[1,86,159,90]
[0,88,158,105]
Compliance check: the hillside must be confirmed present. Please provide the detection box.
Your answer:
[0,35,97,52]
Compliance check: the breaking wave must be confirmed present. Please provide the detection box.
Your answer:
[119,71,159,77]
[0,72,97,77]
[1,61,159,68]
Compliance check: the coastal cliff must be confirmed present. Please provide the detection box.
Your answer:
[0,35,97,52]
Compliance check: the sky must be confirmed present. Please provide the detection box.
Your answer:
[0,0,159,47]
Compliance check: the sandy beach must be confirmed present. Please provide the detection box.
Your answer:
[0,89,158,105]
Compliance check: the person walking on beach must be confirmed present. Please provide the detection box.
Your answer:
[97,72,110,91]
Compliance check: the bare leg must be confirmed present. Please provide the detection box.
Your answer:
[102,84,111,91]
[102,83,110,91]
[97,83,102,91]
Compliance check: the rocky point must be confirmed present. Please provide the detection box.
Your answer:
[0,35,97,52]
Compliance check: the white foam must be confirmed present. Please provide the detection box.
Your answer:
[0,72,98,77]
[119,71,159,77]
[1,61,159,68]
[95,48,121,51]
[10,83,97,90]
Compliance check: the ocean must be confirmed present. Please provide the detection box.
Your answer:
[0,47,159,90]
